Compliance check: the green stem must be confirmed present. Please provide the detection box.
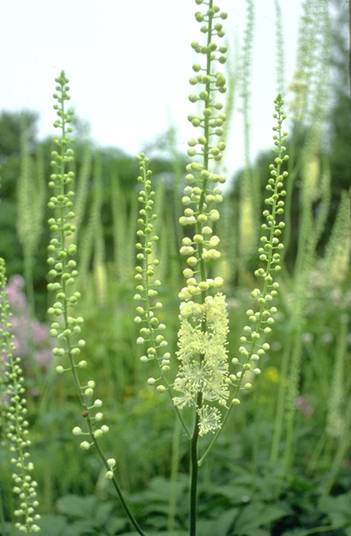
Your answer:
[189,394,202,536]
[304,525,343,535]
[0,491,7,536]
[87,418,146,535]
[167,418,182,531]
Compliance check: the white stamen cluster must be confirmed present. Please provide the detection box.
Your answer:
[174,0,230,436]
[174,294,230,436]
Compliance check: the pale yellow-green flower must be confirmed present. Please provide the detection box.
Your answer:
[174,293,230,434]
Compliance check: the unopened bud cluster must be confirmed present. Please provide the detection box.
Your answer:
[0,258,40,533]
[47,71,82,375]
[48,72,111,465]
[134,154,169,393]
[179,0,228,302]
[173,1,231,436]
[230,95,289,397]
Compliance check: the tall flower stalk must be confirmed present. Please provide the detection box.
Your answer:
[0,257,40,534]
[177,1,229,533]
[47,71,145,536]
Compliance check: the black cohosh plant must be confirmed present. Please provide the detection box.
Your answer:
[43,3,289,536]
[0,258,40,533]
[134,1,289,535]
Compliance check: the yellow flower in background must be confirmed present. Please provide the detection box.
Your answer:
[264,366,280,383]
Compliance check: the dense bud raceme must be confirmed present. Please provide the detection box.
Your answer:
[174,0,230,437]
[230,94,289,399]
[48,72,145,536]
[134,154,170,391]
[134,155,194,439]
[0,258,40,533]
[48,71,107,445]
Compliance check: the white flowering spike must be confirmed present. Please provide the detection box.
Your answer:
[175,0,230,438]
[48,73,145,536]
[0,258,41,533]
[48,71,106,439]
[134,154,172,386]
[230,94,288,397]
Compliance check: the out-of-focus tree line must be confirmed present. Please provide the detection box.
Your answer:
[0,0,349,315]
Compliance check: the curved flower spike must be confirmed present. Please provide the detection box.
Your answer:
[47,72,146,536]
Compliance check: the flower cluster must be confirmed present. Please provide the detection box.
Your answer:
[174,0,230,436]
[179,3,227,288]
[47,72,111,466]
[0,258,40,533]
[179,0,227,299]
[174,294,229,436]
[134,154,170,392]
[230,95,288,396]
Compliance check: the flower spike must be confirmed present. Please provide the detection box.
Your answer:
[230,94,289,394]
[0,258,40,533]
[175,0,230,437]
[47,72,146,536]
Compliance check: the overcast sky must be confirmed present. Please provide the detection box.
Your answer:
[1,0,302,174]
